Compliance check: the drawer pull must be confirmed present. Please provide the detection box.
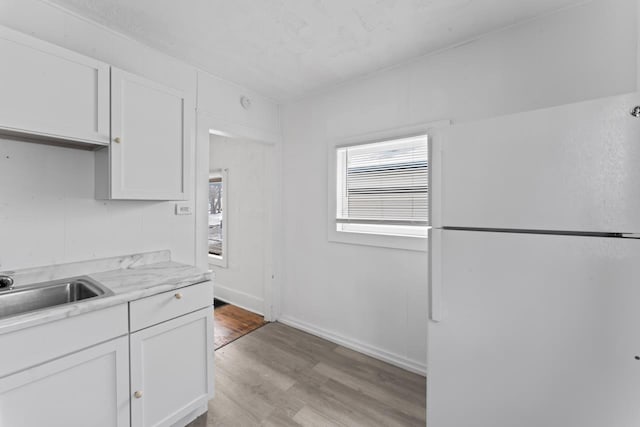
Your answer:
[134,390,143,399]
[174,293,183,300]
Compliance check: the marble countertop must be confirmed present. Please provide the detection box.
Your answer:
[0,251,211,336]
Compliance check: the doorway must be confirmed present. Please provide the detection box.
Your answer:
[207,134,275,320]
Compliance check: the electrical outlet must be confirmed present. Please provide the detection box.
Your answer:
[175,203,192,215]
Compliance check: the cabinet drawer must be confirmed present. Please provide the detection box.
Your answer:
[129,281,212,332]
[0,304,128,378]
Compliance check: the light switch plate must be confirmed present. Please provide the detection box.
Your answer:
[175,203,192,215]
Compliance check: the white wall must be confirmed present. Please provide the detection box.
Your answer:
[280,0,638,374]
[0,138,191,271]
[208,135,274,314]
[2,0,637,374]
[0,0,280,270]
[198,73,281,144]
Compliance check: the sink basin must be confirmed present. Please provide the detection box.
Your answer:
[0,276,113,319]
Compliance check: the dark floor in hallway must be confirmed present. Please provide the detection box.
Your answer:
[213,300,267,350]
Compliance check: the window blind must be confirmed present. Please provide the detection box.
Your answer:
[336,135,428,226]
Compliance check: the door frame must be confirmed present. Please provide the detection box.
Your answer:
[194,109,282,321]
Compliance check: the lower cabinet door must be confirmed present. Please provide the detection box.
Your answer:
[130,308,213,427]
[0,336,130,427]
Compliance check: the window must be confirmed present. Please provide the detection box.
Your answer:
[335,135,429,238]
[208,169,227,266]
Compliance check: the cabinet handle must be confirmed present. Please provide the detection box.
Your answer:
[175,293,183,300]
[134,391,143,399]
[113,137,121,143]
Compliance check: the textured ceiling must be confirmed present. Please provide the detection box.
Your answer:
[43,0,586,101]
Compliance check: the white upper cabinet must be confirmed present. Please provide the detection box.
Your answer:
[0,26,190,201]
[97,67,189,200]
[0,27,110,147]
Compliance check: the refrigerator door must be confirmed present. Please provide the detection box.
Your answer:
[431,92,640,233]
[428,229,640,427]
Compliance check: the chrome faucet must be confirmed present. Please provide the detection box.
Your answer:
[0,275,15,291]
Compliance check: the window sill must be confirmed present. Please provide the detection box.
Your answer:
[328,227,429,252]
[208,253,227,268]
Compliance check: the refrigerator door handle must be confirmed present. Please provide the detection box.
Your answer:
[429,134,443,228]
[622,233,640,239]
[430,228,443,322]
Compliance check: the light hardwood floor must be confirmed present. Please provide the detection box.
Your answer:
[199,322,426,426]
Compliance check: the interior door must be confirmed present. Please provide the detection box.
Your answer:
[431,92,640,233]
[428,229,640,427]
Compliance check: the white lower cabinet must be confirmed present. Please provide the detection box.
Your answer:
[130,308,214,427]
[0,282,213,427]
[0,336,130,427]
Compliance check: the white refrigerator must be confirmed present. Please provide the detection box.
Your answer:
[427,92,640,427]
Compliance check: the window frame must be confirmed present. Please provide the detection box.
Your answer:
[327,121,450,251]
[208,168,228,267]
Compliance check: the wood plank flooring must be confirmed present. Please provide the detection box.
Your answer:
[214,303,267,349]
[202,322,426,426]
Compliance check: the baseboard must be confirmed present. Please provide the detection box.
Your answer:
[179,402,208,427]
[278,315,427,376]
[214,283,264,316]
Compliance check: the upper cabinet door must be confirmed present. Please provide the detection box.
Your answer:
[0,26,110,146]
[109,68,188,200]
[431,92,640,233]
